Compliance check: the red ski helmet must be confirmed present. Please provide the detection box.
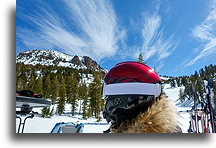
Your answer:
[103,61,162,98]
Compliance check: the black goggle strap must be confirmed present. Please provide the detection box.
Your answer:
[105,95,154,115]
[105,96,132,116]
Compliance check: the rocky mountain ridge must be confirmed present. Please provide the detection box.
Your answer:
[16,50,106,72]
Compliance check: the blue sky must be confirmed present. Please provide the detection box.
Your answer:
[16,0,216,76]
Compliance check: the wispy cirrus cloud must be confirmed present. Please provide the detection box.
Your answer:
[16,0,125,62]
[184,0,216,68]
[137,3,178,66]
[63,0,124,60]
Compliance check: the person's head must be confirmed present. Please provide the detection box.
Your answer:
[102,61,162,128]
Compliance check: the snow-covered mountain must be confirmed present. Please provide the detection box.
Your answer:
[16,50,106,72]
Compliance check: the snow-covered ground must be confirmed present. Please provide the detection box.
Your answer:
[16,101,110,133]
[16,83,195,133]
[16,115,110,133]
[163,84,190,133]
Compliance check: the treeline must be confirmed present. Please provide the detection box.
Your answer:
[164,64,216,103]
[16,63,105,120]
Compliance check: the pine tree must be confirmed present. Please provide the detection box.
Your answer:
[27,70,37,91]
[57,74,66,115]
[33,76,43,94]
[137,53,147,64]
[69,74,79,116]
[183,77,193,100]
[16,63,28,90]
[41,107,54,118]
[170,79,176,88]
[138,53,144,62]
[194,71,199,77]
[179,88,185,103]
[65,74,73,103]
[181,76,187,87]
[50,75,59,104]
[89,73,103,119]
[196,78,204,99]
[43,74,51,99]
[161,85,166,96]
[17,76,26,90]
[199,68,205,78]
[79,83,88,119]
[176,77,181,87]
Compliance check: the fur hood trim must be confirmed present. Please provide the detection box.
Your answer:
[112,96,179,133]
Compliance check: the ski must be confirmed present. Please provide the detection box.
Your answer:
[192,82,199,133]
[186,79,215,133]
[205,79,215,133]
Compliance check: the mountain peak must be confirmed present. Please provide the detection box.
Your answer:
[16,49,106,72]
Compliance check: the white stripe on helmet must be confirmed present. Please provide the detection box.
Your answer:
[103,82,161,98]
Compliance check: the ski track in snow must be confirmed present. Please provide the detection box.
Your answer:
[16,84,193,133]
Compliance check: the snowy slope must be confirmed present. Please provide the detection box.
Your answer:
[163,84,191,133]
[163,84,184,104]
